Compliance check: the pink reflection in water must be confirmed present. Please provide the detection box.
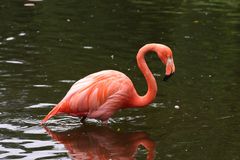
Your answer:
[44,125,156,160]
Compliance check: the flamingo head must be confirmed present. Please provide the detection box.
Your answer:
[156,45,175,81]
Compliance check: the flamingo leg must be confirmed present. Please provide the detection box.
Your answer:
[102,119,109,125]
[80,116,86,123]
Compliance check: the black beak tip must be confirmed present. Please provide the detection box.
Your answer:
[163,73,174,81]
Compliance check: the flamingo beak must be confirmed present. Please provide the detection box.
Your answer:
[163,58,175,81]
[163,72,174,81]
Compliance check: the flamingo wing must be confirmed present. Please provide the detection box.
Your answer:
[42,70,133,123]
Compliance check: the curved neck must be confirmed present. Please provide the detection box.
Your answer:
[130,44,160,107]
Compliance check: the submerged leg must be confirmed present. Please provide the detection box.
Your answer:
[80,116,86,123]
[102,119,109,125]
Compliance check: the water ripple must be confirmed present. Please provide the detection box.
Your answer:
[26,103,56,109]
[59,80,76,83]
[0,138,66,160]
[5,37,15,41]
[5,60,24,64]
[150,102,166,108]
[33,85,52,88]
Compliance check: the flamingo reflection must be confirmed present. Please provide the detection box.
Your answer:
[44,125,156,160]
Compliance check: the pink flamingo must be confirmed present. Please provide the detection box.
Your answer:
[41,43,175,124]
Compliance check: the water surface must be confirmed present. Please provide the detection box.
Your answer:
[0,0,239,159]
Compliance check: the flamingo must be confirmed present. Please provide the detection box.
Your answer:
[41,43,175,124]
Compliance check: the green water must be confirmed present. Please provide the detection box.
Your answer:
[0,0,239,159]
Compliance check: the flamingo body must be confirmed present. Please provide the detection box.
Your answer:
[53,70,133,120]
[41,43,175,124]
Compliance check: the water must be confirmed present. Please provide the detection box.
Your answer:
[0,0,239,159]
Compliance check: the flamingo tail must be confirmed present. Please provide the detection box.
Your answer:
[41,104,61,124]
